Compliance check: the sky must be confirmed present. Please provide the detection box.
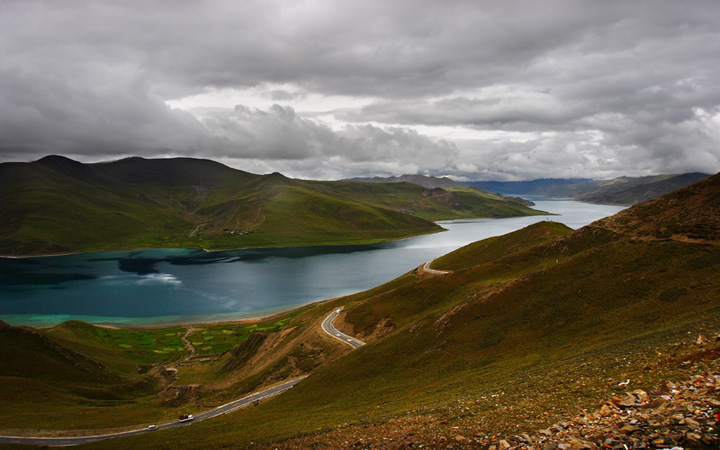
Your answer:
[1,0,719,181]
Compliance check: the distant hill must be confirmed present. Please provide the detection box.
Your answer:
[558,173,711,205]
[466,173,710,205]
[466,178,592,195]
[345,173,535,207]
[347,174,469,190]
[0,156,544,256]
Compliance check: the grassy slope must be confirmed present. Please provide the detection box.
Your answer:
[0,157,543,256]
[194,180,444,248]
[0,320,163,430]
[432,221,573,271]
[308,180,544,221]
[0,162,195,255]
[0,302,353,431]
[79,174,720,449]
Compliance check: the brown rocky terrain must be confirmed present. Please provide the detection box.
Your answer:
[249,334,720,450]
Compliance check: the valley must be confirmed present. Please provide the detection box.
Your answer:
[0,173,718,448]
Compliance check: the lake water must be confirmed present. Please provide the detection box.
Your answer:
[0,199,625,327]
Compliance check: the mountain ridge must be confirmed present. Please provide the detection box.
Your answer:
[0,156,544,256]
[346,174,468,190]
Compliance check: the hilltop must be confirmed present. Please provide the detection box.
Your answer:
[1,173,719,448]
[0,156,544,256]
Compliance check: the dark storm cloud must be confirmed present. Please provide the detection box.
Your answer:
[197,104,459,177]
[1,0,719,179]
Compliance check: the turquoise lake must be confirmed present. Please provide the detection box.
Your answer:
[0,199,625,327]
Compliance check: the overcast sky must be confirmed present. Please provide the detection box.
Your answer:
[2,0,719,181]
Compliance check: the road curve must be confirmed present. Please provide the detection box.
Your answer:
[0,376,306,447]
[321,307,366,349]
[421,260,451,276]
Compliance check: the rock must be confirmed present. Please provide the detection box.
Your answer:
[685,431,702,442]
[632,389,649,402]
[600,405,613,417]
[619,424,640,434]
[454,435,466,442]
[648,397,667,408]
[567,437,591,449]
[654,379,670,394]
[696,334,707,345]
[498,439,512,450]
[543,442,558,450]
[684,417,700,428]
[619,394,637,407]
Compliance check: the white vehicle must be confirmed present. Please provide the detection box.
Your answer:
[178,414,194,422]
[147,424,157,430]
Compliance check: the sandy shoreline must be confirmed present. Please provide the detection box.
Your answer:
[6,295,346,330]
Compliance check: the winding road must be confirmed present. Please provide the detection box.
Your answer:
[0,377,306,447]
[321,307,366,349]
[0,309,365,446]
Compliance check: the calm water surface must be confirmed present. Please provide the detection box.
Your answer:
[0,199,625,327]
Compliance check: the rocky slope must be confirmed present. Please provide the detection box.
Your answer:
[255,340,720,449]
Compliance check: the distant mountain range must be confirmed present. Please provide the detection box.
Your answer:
[345,174,534,206]
[0,156,543,256]
[346,174,469,190]
[467,173,711,205]
[464,178,594,195]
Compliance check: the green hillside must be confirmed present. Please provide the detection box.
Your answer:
[332,175,538,219]
[72,172,720,448]
[432,220,573,271]
[0,156,544,256]
[0,307,346,431]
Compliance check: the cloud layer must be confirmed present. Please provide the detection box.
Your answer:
[1,0,719,180]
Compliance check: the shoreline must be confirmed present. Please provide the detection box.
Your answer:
[0,227,447,260]
[3,296,347,330]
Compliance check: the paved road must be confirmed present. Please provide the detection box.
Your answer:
[321,307,366,349]
[0,377,306,447]
[421,260,451,276]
